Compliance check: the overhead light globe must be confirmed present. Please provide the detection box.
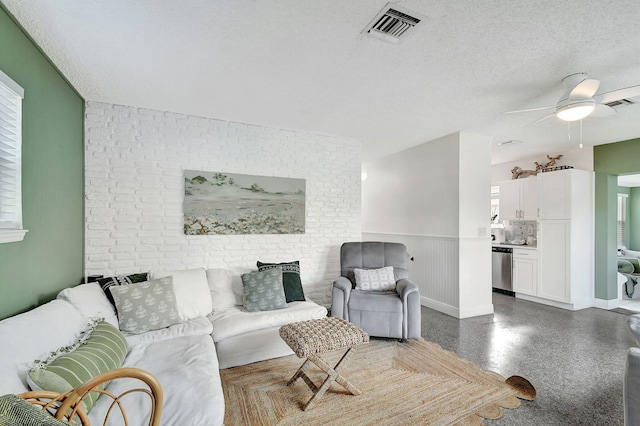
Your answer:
[556,100,595,121]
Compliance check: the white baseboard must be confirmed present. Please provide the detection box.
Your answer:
[592,297,621,310]
[458,304,494,318]
[515,293,594,310]
[421,296,494,319]
[421,296,459,318]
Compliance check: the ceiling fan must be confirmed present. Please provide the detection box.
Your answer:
[506,73,640,126]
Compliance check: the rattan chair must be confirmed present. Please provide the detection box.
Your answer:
[17,367,163,426]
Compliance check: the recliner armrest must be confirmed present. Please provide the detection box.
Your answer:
[396,278,419,298]
[396,278,421,339]
[331,277,353,321]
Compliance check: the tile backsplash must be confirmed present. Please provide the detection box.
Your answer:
[503,220,537,244]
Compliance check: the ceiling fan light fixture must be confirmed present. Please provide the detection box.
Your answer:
[556,101,595,121]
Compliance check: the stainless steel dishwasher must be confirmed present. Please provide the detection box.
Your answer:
[491,246,513,293]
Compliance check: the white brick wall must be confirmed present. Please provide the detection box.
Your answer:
[84,101,361,306]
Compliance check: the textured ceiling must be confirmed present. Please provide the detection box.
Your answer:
[3,0,640,164]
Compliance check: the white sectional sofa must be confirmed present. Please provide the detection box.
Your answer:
[0,266,327,425]
[205,268,327,368]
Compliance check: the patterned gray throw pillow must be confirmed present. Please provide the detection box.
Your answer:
[241,267,287,312]
[109,276,181,334]
[97,272,149,307]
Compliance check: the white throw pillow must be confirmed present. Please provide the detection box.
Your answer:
[154,268,213,320]
[206,268,244,311]
[354,266,396,291]
[626,249,640,259]
[57,283,119,327]
[0,300,88,395]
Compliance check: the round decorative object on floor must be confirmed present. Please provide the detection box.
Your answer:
[506,375,537,401]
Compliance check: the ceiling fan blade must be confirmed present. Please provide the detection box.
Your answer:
[569,78,600,98]
[526,111,557,127]
[594,85,640,104]
[590,103,616,117]
[504,105,555,114]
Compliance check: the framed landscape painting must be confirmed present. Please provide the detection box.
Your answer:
[183,170,306,235]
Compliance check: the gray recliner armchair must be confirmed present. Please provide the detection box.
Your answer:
[331,242,421,339]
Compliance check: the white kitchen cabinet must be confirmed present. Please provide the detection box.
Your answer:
[499,177,537,220]
[519,169,594,310]
[538,168,591,219]
[537,220,570,302]
[513,248,537,296]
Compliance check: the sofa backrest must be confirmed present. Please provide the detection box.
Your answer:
[0,299,88,394]
[57,283,119,327]
[340,241,409,286]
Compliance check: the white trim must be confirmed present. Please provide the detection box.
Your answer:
[0,69,24,98]
[0,229,28,243]
[459,304,494,318]
[420,296,459,317]
[362,231,489,241]
[515,293,592,310]
[420,296,494,318]
[592,297,621,310]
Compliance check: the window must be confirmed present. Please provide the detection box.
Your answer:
[0,69,27,243]
[617,193,628,248]
[490,185,500,222]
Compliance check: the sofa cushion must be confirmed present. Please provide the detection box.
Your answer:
[0,300,88,395]
[206,268,244,311]
[209,301,328,342]
[154,268,213,320]
[354,266,396,291]
[257,260,305,303]
[349,289,403,312]
[27,320,128,412]
[125,317,213,347]
[89,334,224,426]
[57,283,118,327]
[96,272,149,307]
[110,277,181,335]
[241,268,287,312]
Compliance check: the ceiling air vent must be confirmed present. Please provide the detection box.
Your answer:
[604,98,637,109]
[497,140,523,146]
[363,3,425,43]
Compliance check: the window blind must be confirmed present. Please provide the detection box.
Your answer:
[0,70,23,230]
[617,194,627,247]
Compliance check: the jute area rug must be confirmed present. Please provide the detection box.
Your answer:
[220,338,534,425]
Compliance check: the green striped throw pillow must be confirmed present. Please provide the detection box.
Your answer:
[27,320,128,412]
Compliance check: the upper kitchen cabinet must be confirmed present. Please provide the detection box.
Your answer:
[499,177,538,220]
[538,169,593,219]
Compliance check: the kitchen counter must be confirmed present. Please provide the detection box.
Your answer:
[492,243,537,250]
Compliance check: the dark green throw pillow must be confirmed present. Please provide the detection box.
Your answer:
[257,260,305,303]
[97,272,149,307]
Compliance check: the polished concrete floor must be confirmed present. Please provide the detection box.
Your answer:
[420,292,636,425]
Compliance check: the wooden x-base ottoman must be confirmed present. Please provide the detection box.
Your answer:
[279,317,369,411]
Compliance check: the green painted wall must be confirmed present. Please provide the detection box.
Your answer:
[593,138,640,301]
[0,6,84,319]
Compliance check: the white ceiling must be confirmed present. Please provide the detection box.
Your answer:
[3,0,640,164]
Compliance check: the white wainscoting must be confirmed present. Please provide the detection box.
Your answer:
[362,232,460,316]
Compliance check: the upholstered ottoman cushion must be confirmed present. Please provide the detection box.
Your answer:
[279,317,369,358]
